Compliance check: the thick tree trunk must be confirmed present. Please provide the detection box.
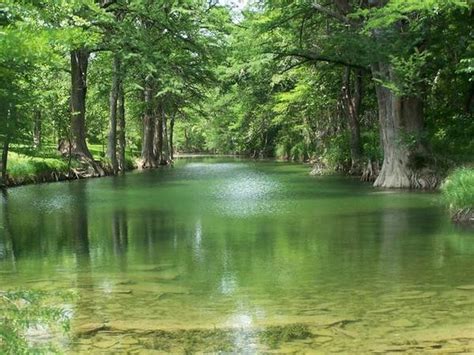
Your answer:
[169,113,175,160]
[141,81,156,168]
[117,84,126,172]
[341,67,363,174]
[107,54,120,174]
[70,49,93,159]
[33,109,42,148]
[372,63,431,189]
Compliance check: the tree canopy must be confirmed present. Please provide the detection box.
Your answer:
[0,0,472,188]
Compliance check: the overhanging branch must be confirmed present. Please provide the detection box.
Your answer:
[311,1,353,26]
[279,59,312,74]
[275,51,368,70]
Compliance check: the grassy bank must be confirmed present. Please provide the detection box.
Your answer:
[441,167,474,223]
[7,151,73,185]
[4,145,137,187]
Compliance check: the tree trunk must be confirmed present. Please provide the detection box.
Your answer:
[70,49,93,159]
[1,136,9,187]
[141,81,156,168]
[169,113,175,160]
[372,63,430,189]
[0,104,12,187]
[107,54,120,174]
[153,104,164,165]
[465,81,474,113]
[33,109,42,148]
[184,128,189,151]
[341,67,363,174]
[117,83,126,172]
[0,190,17,262]
[161,110,169,164]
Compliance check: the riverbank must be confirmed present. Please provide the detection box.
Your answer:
[3,150,473,225]
[2,147,136,188]
[2,151,242,188]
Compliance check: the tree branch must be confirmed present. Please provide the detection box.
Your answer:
[279,59,313,74]
[274,51,368,70]
[311,1,353,25]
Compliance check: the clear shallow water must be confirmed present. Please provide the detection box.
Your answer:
[0,158,473,352]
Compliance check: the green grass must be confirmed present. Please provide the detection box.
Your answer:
[88,143,106,160]
[5,139,139,185]
[7,152,70,182]
[6,144,138,185]
[441,168,474,217]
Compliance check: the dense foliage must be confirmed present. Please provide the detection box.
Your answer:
[0,0,472,188]
[0,1,473,348]
[184,0,473,188]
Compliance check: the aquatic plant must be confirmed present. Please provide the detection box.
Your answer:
[0,290,71,354]
[135,323,313,352]
[259,323,313,349]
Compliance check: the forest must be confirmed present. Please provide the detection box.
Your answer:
[0,1,473,352]
[1,1,473,209]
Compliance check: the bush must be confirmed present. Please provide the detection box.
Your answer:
[441,167,474,222]
[124,153,137,170]
[323,133,351,171]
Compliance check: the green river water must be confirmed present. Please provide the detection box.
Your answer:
[0,158,473,353]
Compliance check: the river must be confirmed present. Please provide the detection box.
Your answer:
[0,158,473,352]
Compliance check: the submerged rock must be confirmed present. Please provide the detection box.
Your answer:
[389,319,415,328]
[367,307,397,314]
[76,323,109,336]
[135,264,176,272]
[93,339,119,349]
[111,289,133,295]
[157,291,187,300]
[116,280,137,286]
[395,291,437,300]
[313,335,333,344]
[120,336,140,345]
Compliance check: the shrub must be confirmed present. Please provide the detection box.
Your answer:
[441,167,474,222]
[323,133,351,171]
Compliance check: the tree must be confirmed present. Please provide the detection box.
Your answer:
[249,0,472,188]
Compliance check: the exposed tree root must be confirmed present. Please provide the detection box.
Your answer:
[451,208,474,224]
[409,168,443,190]
[360,159,380,182]
[309,159,328,176]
